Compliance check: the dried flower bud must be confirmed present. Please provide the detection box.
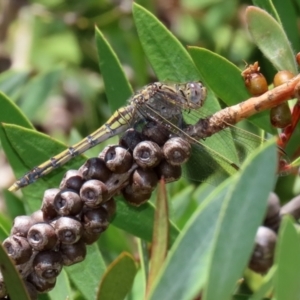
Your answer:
[27,272,56,293]
[270,102,292,128]
[280,195,300,220]
[133,141,162,168]
[3,236,32,265]
[142,121,170,146]
[79,157,111,182]
[59,170,84,191]
[80,180,109,208]
[0,273,7,298]
[27,223,58,251]
[264,192,281,232]
[122,184,152,206]
[41,188,60,221]
[54,189,83,216]
[163,137,191,165]
[119,128,145,151]
[156,160,182,183]
[11,216,34,237]
[101,198,117,219]
[273,70,295,87]
[242,62,268,96]
[60,240,86,266]
[101,146,132,173]
[248,226,277,274]
[33,251,62,280]
[82,208,109,234]
[54,217,83,244]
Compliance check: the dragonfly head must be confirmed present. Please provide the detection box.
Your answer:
[184,82,207,109]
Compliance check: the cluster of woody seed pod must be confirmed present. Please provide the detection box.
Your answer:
[248,192,300,274]
[0,123,191,299]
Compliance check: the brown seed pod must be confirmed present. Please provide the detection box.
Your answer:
[24,280,38,300]
[53,189,83,216]
[280,195,300,220]
[80,180,109,208]
[33,250,63,280]
[242,62,268,96]
[41,188,60,221]
[100,145,133,173]
[27,223,58,251]
[60,240,87,266]
[156,160,182,183]
[270,102,292,128]
[0,272,7,298]
[82,207,109,234]
[80,231,101,245]
[163,137,191,166]
[142,121,170,146]
[3,236,32,265]
[27,272,56,293]
[54,217,83,244]
[59,170,84,191]
[11,215,34,237]
[79,157,111,182]
[133,141,162,168]
[122,184,152,206]
[119,128,145,151]
[101,198,117,219]
[248,226,277,274]
[131,168,158,192]
[273,70,295,87]
[263,192,281,232]
[31,210,45,223]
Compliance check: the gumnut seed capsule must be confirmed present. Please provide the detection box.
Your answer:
[60,240,87,266]
[54,217,83,244]
[33,250,63,279]
[41,188,60,221]
[163,137,191,165]
[79,157,111,182]
[59,170,84,191]
[80,180,108,208]
[133,141,162,168]
[3,236,32,265]
[11,215,34,237]
[53,189,83,216]
[27,223,58,251]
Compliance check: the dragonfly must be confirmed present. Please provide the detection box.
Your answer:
[8,81,262,191]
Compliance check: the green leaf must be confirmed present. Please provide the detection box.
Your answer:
[273,0,300,51]
[274,216,300,300]
[245,6,297,74]
[3,191,26,219]
[66,244,106,300]
[146,181,169,297]
[0,124,84,211]
[133,2,199,83]
[0,92,33,129]
[203,140,277,300]
[97,252,137,300]
[0,70,30,100]
[249,266,276,300]
[189,47,274,133]
[112,199,179,244]
[252,0,281,23]
[19,68,61,119]
[48,270,72,300]
[0,224,8,242]
[95,27,133,112]
[0,243,31,300]
[148,179,233,300]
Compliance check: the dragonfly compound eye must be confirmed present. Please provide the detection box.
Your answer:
[185,82,207,108]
